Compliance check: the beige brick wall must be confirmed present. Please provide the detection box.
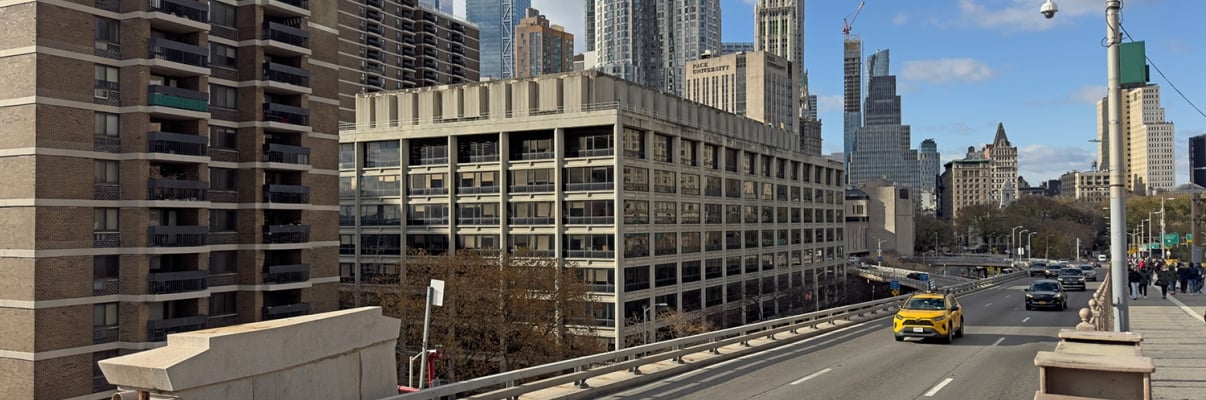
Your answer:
[307,247,337,278]
[0,207,36,250]
[119,300,148,343]
[0,308,34,352]
[0,104,36,150]
[0,54,36,99]
[33,102,92,149]
[306,136,337,170]
[33,352,93,400]
[305,173,337,206]
[0,358,33,399]
[35,256,91,300]
[118,254,149,296]
[35,155,91,199]
[34,206,91,250]
[303,282,339,313]
[0,258,34,301]
[0,3,35,51]
[0,155,36,199]
[307,210,337,242]
[35,305,91,352]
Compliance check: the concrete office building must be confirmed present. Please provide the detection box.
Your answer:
[683,51,797,133]
[1190,134,1206,188]
[659,0,722,95]
[338,71,846,347]
[0,0,340,397]
[1059,169,1110,204]
[585,0,663,89]
[467,0,530,80]
[938,149,993,220]
[337,0,480,122]
[845,180,916,258]
[754,0,821,154]
[514,8,574,78]
[1097,84,1176,193]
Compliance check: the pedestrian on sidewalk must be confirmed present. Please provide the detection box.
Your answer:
[1177,263,1190,294]
[1128,267,1142,300]
[1157,265,1177,299]
[1189,263,1203,295]
[1138,266,1151,298]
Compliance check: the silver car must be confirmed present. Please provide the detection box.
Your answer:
[1078,265,1097,281]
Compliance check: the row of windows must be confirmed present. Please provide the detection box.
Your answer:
[339,201,844,226]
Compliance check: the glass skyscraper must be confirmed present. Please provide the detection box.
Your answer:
[419,0,453,14]
[467,0,531,79]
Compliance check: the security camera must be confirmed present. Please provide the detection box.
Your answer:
[1040,0,1059,19]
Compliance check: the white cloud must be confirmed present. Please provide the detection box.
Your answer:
[952,0,1108,32]
[1017,144,1098,182]
[892,13,909,26]
[1070,85,1106,104]
[817,94,842,113]
[901,58,998,84]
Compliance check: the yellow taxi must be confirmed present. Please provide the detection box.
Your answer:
[892,292,964,343]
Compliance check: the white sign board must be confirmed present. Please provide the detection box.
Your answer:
[430,279,445,307]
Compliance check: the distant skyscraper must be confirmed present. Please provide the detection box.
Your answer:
[467,0,531,79]
[843,36,862,182]
[1191,134,1206,187]
[754,0,805,84]
[987,123,1019,205]
[418,0,453,14]
[660,0,722,94]
[918,138,941,213]
[722,42,755,54]
[514,8,574,78]
[848,68,920,191]
[800,71,822,155]
[867,48,889,78]
[1096,84,1175,192]
[585,0,663,88]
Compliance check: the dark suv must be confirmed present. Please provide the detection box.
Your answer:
[1058,268,1087,291]
[1025,279,1068,311]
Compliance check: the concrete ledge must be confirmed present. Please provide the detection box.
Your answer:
[1034,351,1155,400]
[100,307,401,399]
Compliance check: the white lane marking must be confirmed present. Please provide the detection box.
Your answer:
[992,337,1005,346]
[1022,317,1031,323]
[924,377,955,397]
[1164,294,1206,325]
[985,303,992,307]
[790,368,833,385]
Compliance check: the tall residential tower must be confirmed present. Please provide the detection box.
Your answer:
[659,0,722,95]
[584,0,663,88]
[467,0,531,79]
[1096,84,1175,193]
[514,8,574,78]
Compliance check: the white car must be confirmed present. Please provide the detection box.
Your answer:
[1097,254,1108,262]
[1078,265,1098,281]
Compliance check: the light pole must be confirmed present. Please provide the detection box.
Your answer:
[875,238,887,266]
[642,302,668,345]
[1148,213,1159,258]
[1160,197,1174,260]
[1019,229,1030,262]
[1027,232,1038,262]
[1011,225,1025,264]
[1141,218,1151,258]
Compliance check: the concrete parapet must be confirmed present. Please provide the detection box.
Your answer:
[1033,329,1154,400]
[99,307,401,400]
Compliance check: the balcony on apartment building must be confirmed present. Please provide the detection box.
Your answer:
[148,0,209,25]
[422,12,436,22]
[93,324,119,345]
[94,182,121,201]
[363,0,381,8]
[263,184,310,203]
[263,263,310,284]
[263,302,309,320]
[147,315,208,342]
[266,0,309,12]
[263,224,310,244]
[263,61,310,88]
[147,270,209,294]
[148,178,208,201]
[148,85,208,112]
[207,270,238,287]
[148,37,208,68]
[148,131,208,156]
[365,24,383,36]
[366,36,383,49]
[365,9,382,21]
[262,103,310,127]
[148,225,209,247]
[262,143,311,165]
[261,21,310,49]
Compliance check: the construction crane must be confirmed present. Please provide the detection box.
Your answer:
[842,1,866,37]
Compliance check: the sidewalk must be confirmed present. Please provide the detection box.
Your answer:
[1127,285,1206,400]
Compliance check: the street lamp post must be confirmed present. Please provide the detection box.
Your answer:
[1160,197,1174,260]
[642,302,669,345]
[1011,225,1025,264]
[1141,218,1151,258]
[1027,232,1038,262]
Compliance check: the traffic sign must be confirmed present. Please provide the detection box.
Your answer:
[889,280,900,290]
[878,255,883,262]
[890,289,900,296]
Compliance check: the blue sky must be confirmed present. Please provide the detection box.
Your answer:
[472,0,1206,184]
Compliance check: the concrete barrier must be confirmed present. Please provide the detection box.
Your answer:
[1033,329,1154,400]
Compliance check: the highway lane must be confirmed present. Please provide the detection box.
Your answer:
[602,277,1097,400]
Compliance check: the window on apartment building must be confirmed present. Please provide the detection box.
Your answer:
[210,2,236,27]
[209,168,237,191]
[623,166,648,192]
[363,141,400,168]
[652,134,672,162]
[653,170,676,194]
[681,139,697,166]
[93,255,119,291]
[94,160,119,184]
[209,292,237,316]
[209,210,237,231]
[93,208,118,232]
[95,113,119,137]
[209,85,237,109]
[457,171,498,191]
[93,303,118,327]
[95,17,119,43]
[623,128,645,159]
[681,202,700,224]
[94,65,119,89]
[703,144,719,169]
[623,200,648,224]
[654,201,676,224]
[211,43,236,68]
[210,126,236,149]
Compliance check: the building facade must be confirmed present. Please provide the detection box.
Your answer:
[584,0,663,89]
[0,0,340,397]
[467,0,530,80]
[1097,84,1176,193]
[1058,170,1110,204]
[338,71,846,348]
[418,0,452,14]
[985,123,1018,207]
[683,51,798,133]
[514,8,574,78]
[938,150,993,220]
[918,139,941,213]
[753,0,804,93]
[659,0,722,95]
[337,0,480,122]
[847,58,922,193]
[1191,134,1206,188]
[722,42,755,54]
[844,181,916,258]
[842,36,862,179]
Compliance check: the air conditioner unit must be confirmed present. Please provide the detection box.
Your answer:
[94,89,110,99]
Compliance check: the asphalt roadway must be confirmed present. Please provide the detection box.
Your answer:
[599,277,1094,400]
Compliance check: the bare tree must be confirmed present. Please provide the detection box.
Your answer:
[373,250,606,385]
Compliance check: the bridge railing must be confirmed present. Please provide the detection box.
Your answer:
[383,271,1025,400]
[1075,269,1113,332]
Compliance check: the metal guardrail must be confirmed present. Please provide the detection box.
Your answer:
[384,272,1025,400]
